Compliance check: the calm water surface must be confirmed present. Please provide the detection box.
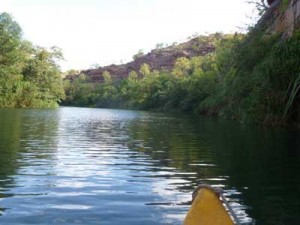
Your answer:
[0,107,299,225]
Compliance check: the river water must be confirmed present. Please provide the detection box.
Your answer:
[0,107,299,225]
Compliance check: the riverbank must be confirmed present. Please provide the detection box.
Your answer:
[62,30,300,126]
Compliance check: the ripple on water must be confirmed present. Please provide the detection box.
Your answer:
[0,108,267,225]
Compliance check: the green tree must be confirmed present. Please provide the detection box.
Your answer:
[0,12,65,108]
[172,57,191,77]
[140,63,151,77]
[102,71,112,84]
[0,12,24,106]
[133,49,144,60]
[22,46,65,105]
[247,0,269,15]
[128,71,138,81]
[155,43,165,49]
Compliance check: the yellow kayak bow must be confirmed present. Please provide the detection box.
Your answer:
[184,185,240,225]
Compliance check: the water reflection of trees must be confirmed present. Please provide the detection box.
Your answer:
[0,109,60,215]
[209,121,300,225]
[126,116,226,191]
[125,114,300,225]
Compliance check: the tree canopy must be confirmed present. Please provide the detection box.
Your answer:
[0,12,65,108]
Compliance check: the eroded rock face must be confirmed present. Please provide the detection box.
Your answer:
[66,37,215,82]
[260,0,300,37]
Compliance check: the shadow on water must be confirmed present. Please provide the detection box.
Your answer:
[211,121,300,225]
[125,114,300,225]
[0,108,60,216]
[0,109,23,215]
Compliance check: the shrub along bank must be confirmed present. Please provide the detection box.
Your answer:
[63,30,300,125]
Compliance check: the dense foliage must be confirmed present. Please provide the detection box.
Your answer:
[0,12,65,108]
[63,30,300,125]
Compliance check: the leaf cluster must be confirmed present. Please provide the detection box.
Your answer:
[0,13,65,108]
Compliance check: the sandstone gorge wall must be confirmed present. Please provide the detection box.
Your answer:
[67,37,215,82]
[262,0,300,36]
[67,0,300,83]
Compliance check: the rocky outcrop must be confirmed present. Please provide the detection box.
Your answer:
[66,37,215,82]
[66,1,300,83]
[259,0,300,37]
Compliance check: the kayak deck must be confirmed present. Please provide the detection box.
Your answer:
[184,186,234,225]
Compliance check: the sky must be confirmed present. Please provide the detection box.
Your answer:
[1,0,257,71]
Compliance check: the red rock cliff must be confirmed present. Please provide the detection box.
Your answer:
[66,37,215,82]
